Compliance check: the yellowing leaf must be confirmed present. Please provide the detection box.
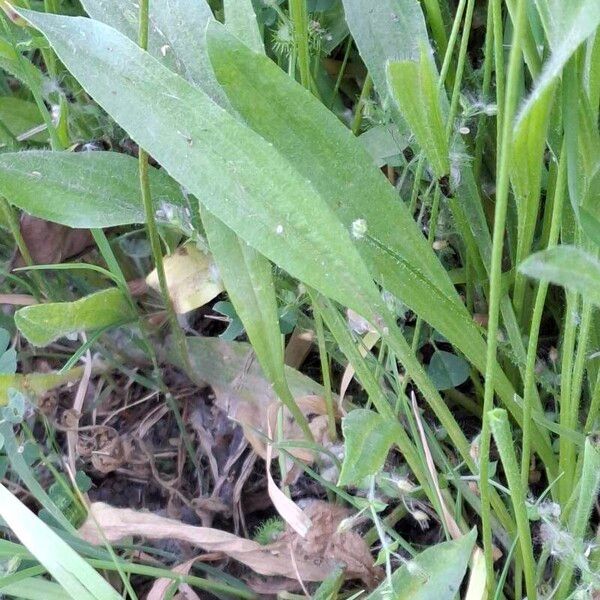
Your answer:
[146,245,223,314]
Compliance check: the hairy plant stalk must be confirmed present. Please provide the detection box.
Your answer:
[480,0,529,589]
[137,0,191,377]
[488,409,537,600]
[520,142,567,490]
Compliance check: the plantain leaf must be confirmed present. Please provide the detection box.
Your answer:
[387,47,449,178]
[519,245,600,306]
[0,151,185,228]
[15,288,136,346]
[19,9,386,325]
[224,0,264,53]
[79,0,228,107]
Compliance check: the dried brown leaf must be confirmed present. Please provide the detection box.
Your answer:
[15,216,93,266]
[147,557,201,600]
[79,501,379,585]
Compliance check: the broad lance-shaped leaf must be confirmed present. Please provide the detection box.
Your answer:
[15,288,136,346]
[517,0,600,135]
[224,0,263,54]
[79,0,229,108]
[206,25,460,312]
[341,0,427,109]
[203,26,549,448]
[19,10,388,330]
[387,48,450,178]
[0,151,185,228]
[367,529,476,600]
[82,0,314,427]
[520,246,600,306]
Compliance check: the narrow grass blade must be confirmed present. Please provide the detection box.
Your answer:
[0,483,121,600]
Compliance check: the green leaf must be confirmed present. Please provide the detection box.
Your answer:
[79,0,229,107]
[312,566,345,600]
[358,124,408,167]
[15,288,136,346]
[224,0,264,53]
[0,96,44,140]
[20,10,386,325]
[338,409,399,486]
[511,84,555,261]
[213,300,245,341]
[0,482,121,600]
[518,0,600,128]
[0,348,17,374]
[205,25,475,328]
[0,367,84,405]
[519,246,600,306]
[341,0,429,107]
[367,529,477,600]
[387,48,450,178]
[0,151,185,228]
[2,388,26,424]
[427,350,470,391]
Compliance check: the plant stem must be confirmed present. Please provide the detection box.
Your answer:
[351,74,372,135]
[556,438,600,599]
[312,301,337,441]
[445,0,475,135]
[480,0,529,589]
[288,0,311,91]
[488,409,537,600]
[520,142,566,491]
[137,0,191,377]
[473,4,495,182]
[557,290,578,503]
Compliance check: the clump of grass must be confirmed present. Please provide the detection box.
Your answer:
[0,0,598,598]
